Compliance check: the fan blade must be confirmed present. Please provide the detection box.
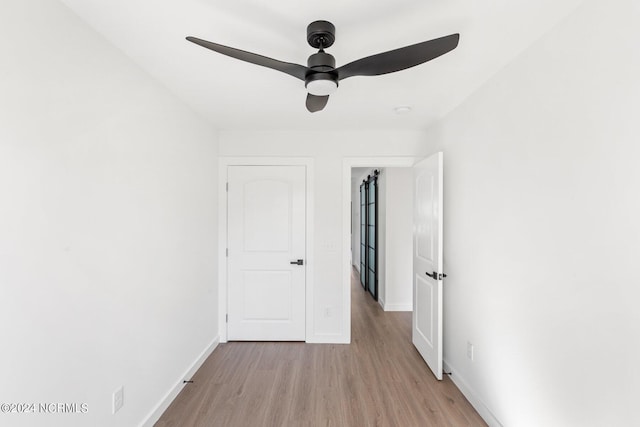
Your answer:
[336,34,459,81]
[186,36,309,81]
[306,94,329,113]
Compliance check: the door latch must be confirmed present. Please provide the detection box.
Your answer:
[290,259,304,265]
[426,271,447,280]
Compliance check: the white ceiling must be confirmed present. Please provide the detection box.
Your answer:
[60,0,583,131]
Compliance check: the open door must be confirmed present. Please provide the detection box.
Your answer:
[412,152,444,380]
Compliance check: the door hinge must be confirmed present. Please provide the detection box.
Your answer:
[226,248,228,257]
[226,182,228,192]
[225,314,228,323]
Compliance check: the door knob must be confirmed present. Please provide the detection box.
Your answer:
[290,259,304,265]
[426,271,447,280]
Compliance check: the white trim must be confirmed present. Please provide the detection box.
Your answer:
[342,157,419,345]
[443,360,504,427]
[383,303,412,312]
[217,160,228,342]
[218,157,315,343]
[140,336,219,427]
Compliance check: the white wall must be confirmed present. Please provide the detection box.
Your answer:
[381,168,413,311]
[0,1,219,426]
[351,177,358,268]
[351,169,372,273]
[377,169,386,306]
[219,132,432,342]
[426,0,640,425]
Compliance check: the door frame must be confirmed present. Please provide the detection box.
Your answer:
[342,157,420,343]
[218,157,315,343]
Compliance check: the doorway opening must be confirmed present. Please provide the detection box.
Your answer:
[218,157,315,344]
[344,154,445,381]
[349,164,414,313]
[342,157,419,347]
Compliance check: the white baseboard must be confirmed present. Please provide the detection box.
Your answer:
[383,303,412,311]
[140,336,220,427]
[443,360,503,427]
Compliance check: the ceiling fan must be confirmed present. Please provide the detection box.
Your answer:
[186,21,459,113]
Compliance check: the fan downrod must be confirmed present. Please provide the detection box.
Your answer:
[307,20,335,49]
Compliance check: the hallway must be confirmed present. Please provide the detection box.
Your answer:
[156,270,486,426]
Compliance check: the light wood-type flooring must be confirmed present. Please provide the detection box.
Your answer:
[155,269,487,426]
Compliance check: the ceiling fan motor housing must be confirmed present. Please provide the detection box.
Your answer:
[307,20,335,49]
[305,49,338,96]
[308,51,335,71]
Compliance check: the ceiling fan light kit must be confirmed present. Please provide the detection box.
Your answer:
[305,38,339,96]
[305,73,338,96]
[187,20,459,113]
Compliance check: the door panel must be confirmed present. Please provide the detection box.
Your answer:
[415,172,435,263]
[242,179,290,252]
[228,165,306,341]
[412,152,444,380]
[415,275,434,346]
[242,271,292,320]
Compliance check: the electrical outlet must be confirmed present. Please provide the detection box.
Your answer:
[467,342,474,361]
[113,386,124,414]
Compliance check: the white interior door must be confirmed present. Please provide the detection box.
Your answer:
[412,152,444,380]
[227,165,306,341]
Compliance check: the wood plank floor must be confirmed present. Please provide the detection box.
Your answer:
[155,269,487,427]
